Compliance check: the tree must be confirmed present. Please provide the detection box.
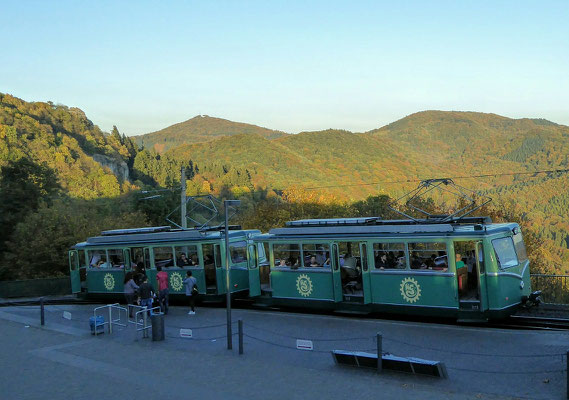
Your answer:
[0,158,60,249]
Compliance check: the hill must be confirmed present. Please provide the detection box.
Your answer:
[135,115,287,152]
[0,93,138,199]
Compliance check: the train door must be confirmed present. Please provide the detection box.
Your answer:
[331,243,343,302]
[214,244,225,295]
[336,241,364,303]
[476,241,489,311]
[248,244,261,297]
[202,243,218,294]
[360,243,372,304]
[454,241,482,312]
[69,250,81,293]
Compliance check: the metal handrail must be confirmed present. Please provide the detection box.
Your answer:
[93,303,127,335]
[135,306,161,339]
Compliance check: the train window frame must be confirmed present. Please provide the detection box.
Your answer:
[107,248,126,269]
[272,243,301,269]
[301,243,331,268]
[230,241,248,264]
[87,250,108,268]
[372,242,407,270]
[492,237,519,270]
[512,231,528,264]
[153,246,174,269]
[174,245,199,268]
[408,242,448,273]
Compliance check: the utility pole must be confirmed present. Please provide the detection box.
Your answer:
[181,166,187,229]
[224,199,240,350]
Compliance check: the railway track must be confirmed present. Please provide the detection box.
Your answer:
[495,315,569,330]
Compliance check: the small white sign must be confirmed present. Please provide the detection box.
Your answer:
[296,339,313,351]
[62,311,72,320]
[180,328,193,338]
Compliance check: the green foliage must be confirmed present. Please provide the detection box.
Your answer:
[0,197,149,279]
[0,158,60,249]
[0,93,139,199]
[136,115,286,152]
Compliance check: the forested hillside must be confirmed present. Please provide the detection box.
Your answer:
[136,115,286,153]
[1,93,568,279]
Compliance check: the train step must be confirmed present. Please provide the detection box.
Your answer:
[458,310,488,323]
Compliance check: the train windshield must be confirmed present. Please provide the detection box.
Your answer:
[513,231,528,263]
[492,237,519,269]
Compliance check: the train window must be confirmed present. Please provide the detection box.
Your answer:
[88,250,107,268]
[230,241,247,264]
[273,243,301,269]
[492,237,519,269]
[373,243,406,269]
[175,245,199,267]
[69,251,79,271]
[107,249,125,268]
[153,247,174,269]
[408,242,448,272]
[513,232,528,263]
[302,244,330,268]
[202,244,215,267]
[257,243,268,264]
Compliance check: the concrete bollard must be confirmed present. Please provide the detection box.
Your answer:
[377,332,382,373]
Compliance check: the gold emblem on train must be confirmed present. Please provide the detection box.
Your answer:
[170,272,184,291]
[296,274,313,297]
[400,277,421,303]
[103,273,115,291]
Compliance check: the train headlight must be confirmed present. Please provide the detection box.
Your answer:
[520,281,525,289]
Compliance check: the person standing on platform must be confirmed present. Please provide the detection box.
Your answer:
[156,266,169,315]
[183,270,198,315]
[124,272,139,318]
[138,276,155,316]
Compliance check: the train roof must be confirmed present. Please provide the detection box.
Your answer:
[73,226,260,248]
[256,217,519,240]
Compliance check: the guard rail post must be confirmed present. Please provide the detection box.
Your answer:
[40,297,45,326]
[108,306,113,334]
[238,319,243,355]
[377,332,382,373]
[143,311,148,338]
[566,350,568,399]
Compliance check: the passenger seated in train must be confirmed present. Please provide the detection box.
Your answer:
[433,255,448,271]
[191,254,199,265]
[375,252,388,269]
[425,254,437,269]
[309,256,319,267]
[110,256,122,268]
[290,257,300,269]
[89,253,102,268]
[315,247,330,266]
[178,253,191,266]
[410,253,426,269]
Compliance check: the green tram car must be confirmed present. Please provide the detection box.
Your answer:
[69,226,264,301]
[248,217,538,321]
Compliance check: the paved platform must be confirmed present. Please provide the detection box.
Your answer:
[0,303,566,399]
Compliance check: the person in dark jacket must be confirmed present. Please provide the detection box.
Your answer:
[138,276,155,316]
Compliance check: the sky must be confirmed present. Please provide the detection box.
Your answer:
[1,0,568,136]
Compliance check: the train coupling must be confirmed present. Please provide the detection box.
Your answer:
[521,291,542,308]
